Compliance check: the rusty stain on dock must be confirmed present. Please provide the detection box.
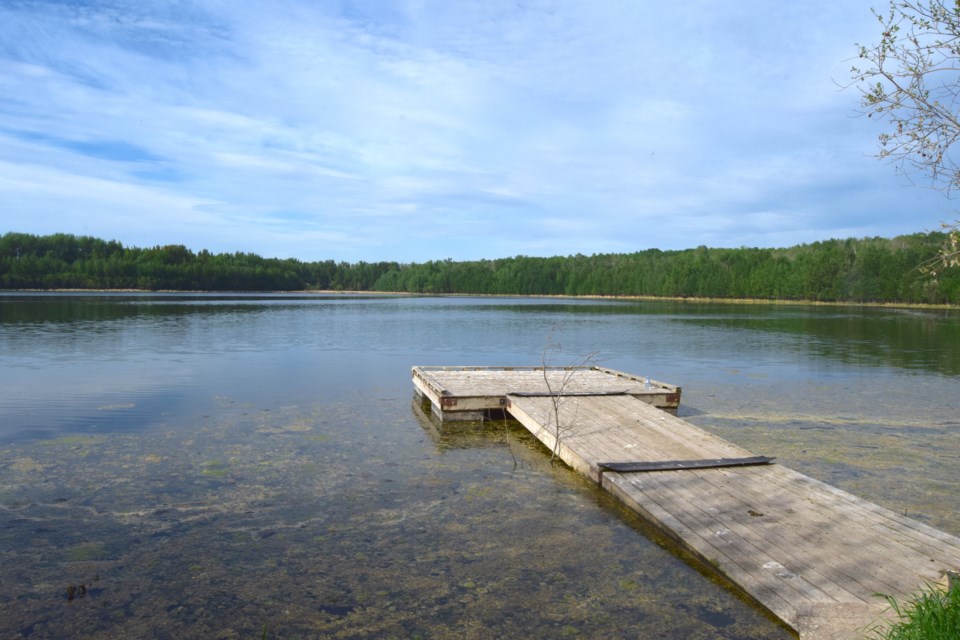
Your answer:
[411,365,960,640]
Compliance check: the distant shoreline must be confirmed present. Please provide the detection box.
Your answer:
[4,288,957,310]
[5,231,957,306]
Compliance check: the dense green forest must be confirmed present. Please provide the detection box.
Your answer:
[2,231,959,304]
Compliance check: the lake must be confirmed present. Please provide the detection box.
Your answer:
[1,293,958,639]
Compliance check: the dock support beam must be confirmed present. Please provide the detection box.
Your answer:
[413,389,486,422]
[430,403,485,422]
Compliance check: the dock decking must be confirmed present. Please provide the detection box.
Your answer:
[411,366,960,640]
[412,365,681,421]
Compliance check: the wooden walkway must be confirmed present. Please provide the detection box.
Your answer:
[412,366,960,640]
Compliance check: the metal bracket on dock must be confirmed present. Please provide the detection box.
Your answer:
[598,456,775,476]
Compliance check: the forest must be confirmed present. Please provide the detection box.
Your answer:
[2,231,959,304]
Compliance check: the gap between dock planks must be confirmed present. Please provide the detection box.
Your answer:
[502,392,960,640]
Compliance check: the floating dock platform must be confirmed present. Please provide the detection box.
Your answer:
[412,365,681,422]
[411,365,960,640]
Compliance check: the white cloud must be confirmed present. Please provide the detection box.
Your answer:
[0,0,952,262]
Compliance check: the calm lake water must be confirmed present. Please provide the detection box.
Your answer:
[1,293,958,639]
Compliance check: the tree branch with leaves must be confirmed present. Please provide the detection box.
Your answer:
[851,0,960,274]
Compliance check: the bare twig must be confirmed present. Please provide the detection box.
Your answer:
[540,335,598,461]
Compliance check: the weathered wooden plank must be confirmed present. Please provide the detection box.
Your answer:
[613,466,903,602]
[584,395,748,458]
[600,467,805,624]
[601,465,908,639]
[755,465,960,569]
[605,464,949,638]
[506,393,751,477]
[696,466,922,595]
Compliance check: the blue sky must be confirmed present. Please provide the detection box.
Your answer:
[0,1,953,263]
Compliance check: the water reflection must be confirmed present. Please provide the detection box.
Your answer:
[666,303,960,375]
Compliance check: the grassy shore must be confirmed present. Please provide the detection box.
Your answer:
[866,580,960,639]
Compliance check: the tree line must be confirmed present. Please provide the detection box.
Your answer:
[2,231,959,304]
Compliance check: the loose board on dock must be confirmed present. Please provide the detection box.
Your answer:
[411,365,960,640]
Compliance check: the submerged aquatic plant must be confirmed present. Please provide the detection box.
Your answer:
[866,579,960,640]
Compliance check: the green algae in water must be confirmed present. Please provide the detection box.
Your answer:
[200,460,230,478]
[0,400,794,639]
[63,542,107,562]
[42,435,100,447]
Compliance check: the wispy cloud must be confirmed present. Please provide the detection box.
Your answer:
[0,0,950,262]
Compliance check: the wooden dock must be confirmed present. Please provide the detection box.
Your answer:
[411,366,960,640]
[412,365,681,421]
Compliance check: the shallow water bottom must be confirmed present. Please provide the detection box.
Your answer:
[0,394,794,640]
